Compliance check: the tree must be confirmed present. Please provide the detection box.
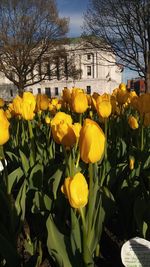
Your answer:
[0,0,68,94]
[83,0,150,91]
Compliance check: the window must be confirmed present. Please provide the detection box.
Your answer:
[10,89,13,97]
[86,86,91,94]
[37,88,41,94]
[87,66,92,76]
[55,87,59,96]
[45,87,51,97]
[87,54,91,60]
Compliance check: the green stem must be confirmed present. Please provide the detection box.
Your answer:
[141,125,144,152]
[104,118,108,161]
[63,145,70,176]
[87,163,94,237]
[75,150,80,168]
[79,208,93,267]
[28,120,36,166]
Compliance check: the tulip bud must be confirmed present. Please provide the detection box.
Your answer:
[0,109,10,145]
[71,91,88,113]
[128,115,138,130]
[21,92,36,120]
[61,172,88,209]
[129,157,135,170]
[79,119,105,163]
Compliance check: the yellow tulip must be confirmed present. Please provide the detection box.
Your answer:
[137,93,150,114]
[48,98,61,114]
[128,115,139,129]
[12,95,23,116]
[71,91,88,113]
[0,109,10,145]
[61,172,88,209]
[79,119,105,163]
[119,83,126,91]
[5,109,12,119]
[51,112,76,147]
[52,121,76,147]
[143,112,150,127]
[51,112,72,126]
[62,87,72,104]
[96,94,112,118]
[72,123,82,139]
[36,94,49,111]
[21,92,36,120]
[129,157,135,170]
[45,116,51,124]
[116,89,129,105]
[0,98,4,108]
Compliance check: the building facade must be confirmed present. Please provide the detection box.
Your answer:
[0,38,122,100]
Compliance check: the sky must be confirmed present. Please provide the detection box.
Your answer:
[56,0,139,83]
[56,0,89,37]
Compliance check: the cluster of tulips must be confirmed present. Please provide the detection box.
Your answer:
[0,83,150,267]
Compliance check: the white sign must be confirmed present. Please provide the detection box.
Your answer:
[121,237,150,267]
[0,159,7,171]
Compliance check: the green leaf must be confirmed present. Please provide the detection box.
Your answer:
[70,209,82,254]
[8,167,24,194]
[28,163,43,190]
[50,166,64,200]
[15,180,27,221]
[143,221,148,238]
[32,191,52,213]
[6,151,19,162]
[19,149,29,176]
[143,155,150,169]
[46,215,72,267]
[88,194,105,254]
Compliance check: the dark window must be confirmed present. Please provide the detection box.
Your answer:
[87,86,91,94]
[87,54,91,60]
[38,88,41,94]
[55,87,59,96]
[45,87,51,97]
[10,89,13,97]
[87,66,92,76]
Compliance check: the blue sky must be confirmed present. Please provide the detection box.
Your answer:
[56,0,89,37]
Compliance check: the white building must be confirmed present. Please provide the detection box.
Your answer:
[0,37,122,100]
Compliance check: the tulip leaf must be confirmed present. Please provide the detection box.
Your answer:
[19,149,30,176]
[8,167,24,194]
[46,215,72,267]
[15,179,27,221]
[6,151,19,162]
[143,221,148,239]
[143,155,150,169]
[88,194,105,253]
[28,163,43,190]
[31,191,52,213]
[70,209,82,254]
[50,166,64,200]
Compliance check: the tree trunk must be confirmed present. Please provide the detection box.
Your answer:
[146,60,150,93]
